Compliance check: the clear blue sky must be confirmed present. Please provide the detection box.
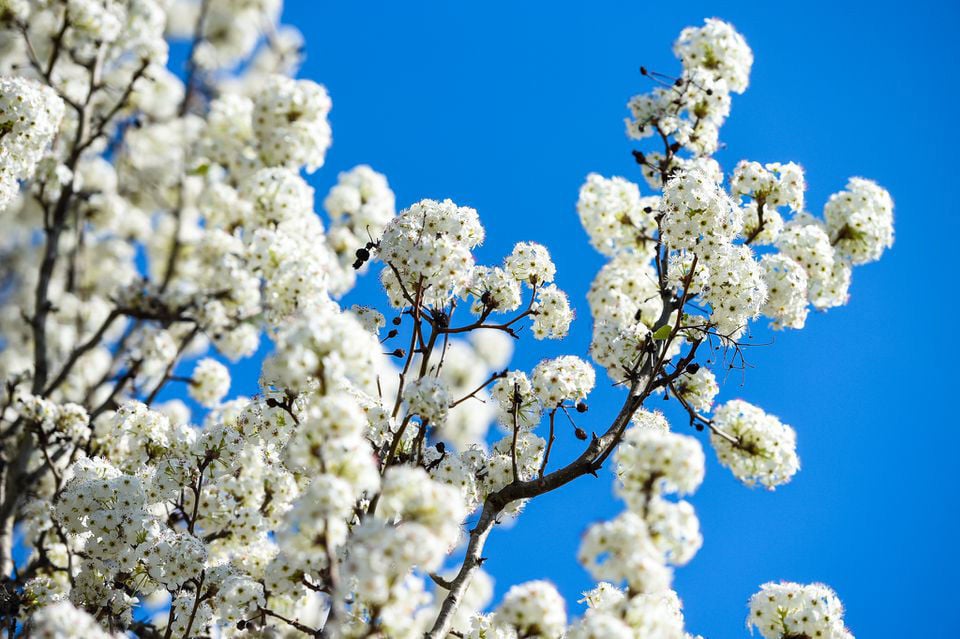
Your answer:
[215,1,958,636]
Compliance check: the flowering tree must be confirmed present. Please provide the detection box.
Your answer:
[0,2,893,638]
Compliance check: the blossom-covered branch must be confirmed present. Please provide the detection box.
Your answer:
[0,5,889,639]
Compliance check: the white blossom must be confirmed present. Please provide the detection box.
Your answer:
[731,160,805,213]
[189,358,230,407]
[577,173,658,258]
[711,399,799,489]
[254,75,332,172]
[531,356,595,407]
[404,377,450,426]
[494,580,567,639]
[378,198,484,307]
[0,77,65,208]
[27,601,121,639]
[673,366,718,413]
[760,253,809,330]
[531,284,573,340]
[660,168,742,254]
[504,241,556,287]
[824,177,894,265]
[580,512,673,593]
[748,582,854,639]
[674,18,753,93]
[615,422,706,505]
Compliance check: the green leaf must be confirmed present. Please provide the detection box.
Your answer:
[652,325,672,340]
[190,162,211,176]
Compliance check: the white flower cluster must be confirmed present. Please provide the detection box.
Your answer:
[45,436,281,633]
[351,304,386,335]
[141,529,207,589]
[376,466,466,551]
[580,511,675,594]
[377,202,574,340]
[586,252,663,381]
[240,166,314,225]
[627,19,751,159]
[254,75,332,173]
[13,391,91,441]
[493,580,567,639]
[53,458,150,563]
[614,413,705,505]
[824,177,894,265]
[748,582,854,639]
[588,253,662,329]
[468,265,523,313]
[491,370,542,430]
[379,198,484,306]
[674,366,718,413]
[216,572,266,625]
[504,241,556,287]
[416,331,514,449]
[531,283,574,340]
[0,77,65,208]
[567,583,693,639]
[186,0,283,70]
[760,253,810,329]
[286,394,368,468]
[582,160,771,348]
[661,167,743,252]
[627,74,730,161]
[701,244,767,336]
[243,173,348,307]
[330,467,467,637]
[404,376,451,426]
[774,221,841,305]
[531,356,595,407]
[731,160,805,213]
[747,176,891,328]
[617,17,893,349]
[189,358,231,407]
[65,0,126,44]
[577,173,659,259]
[263,304,381,394]
[324,164,396,286]
[674,18,753,93]
[26,600,121,639]
[711,399,799,489]
[569,412,704,635]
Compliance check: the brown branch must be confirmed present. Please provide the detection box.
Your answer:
[449,370,506,409]
[255,607,320,637]
[510,383,521,481]
[743,198,768,245]
[179,571,207,639]
[43,310,121,396]
[538,409,557,479]
[144,326,201,405]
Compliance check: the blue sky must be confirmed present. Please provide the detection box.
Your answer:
[209,1,958,636]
